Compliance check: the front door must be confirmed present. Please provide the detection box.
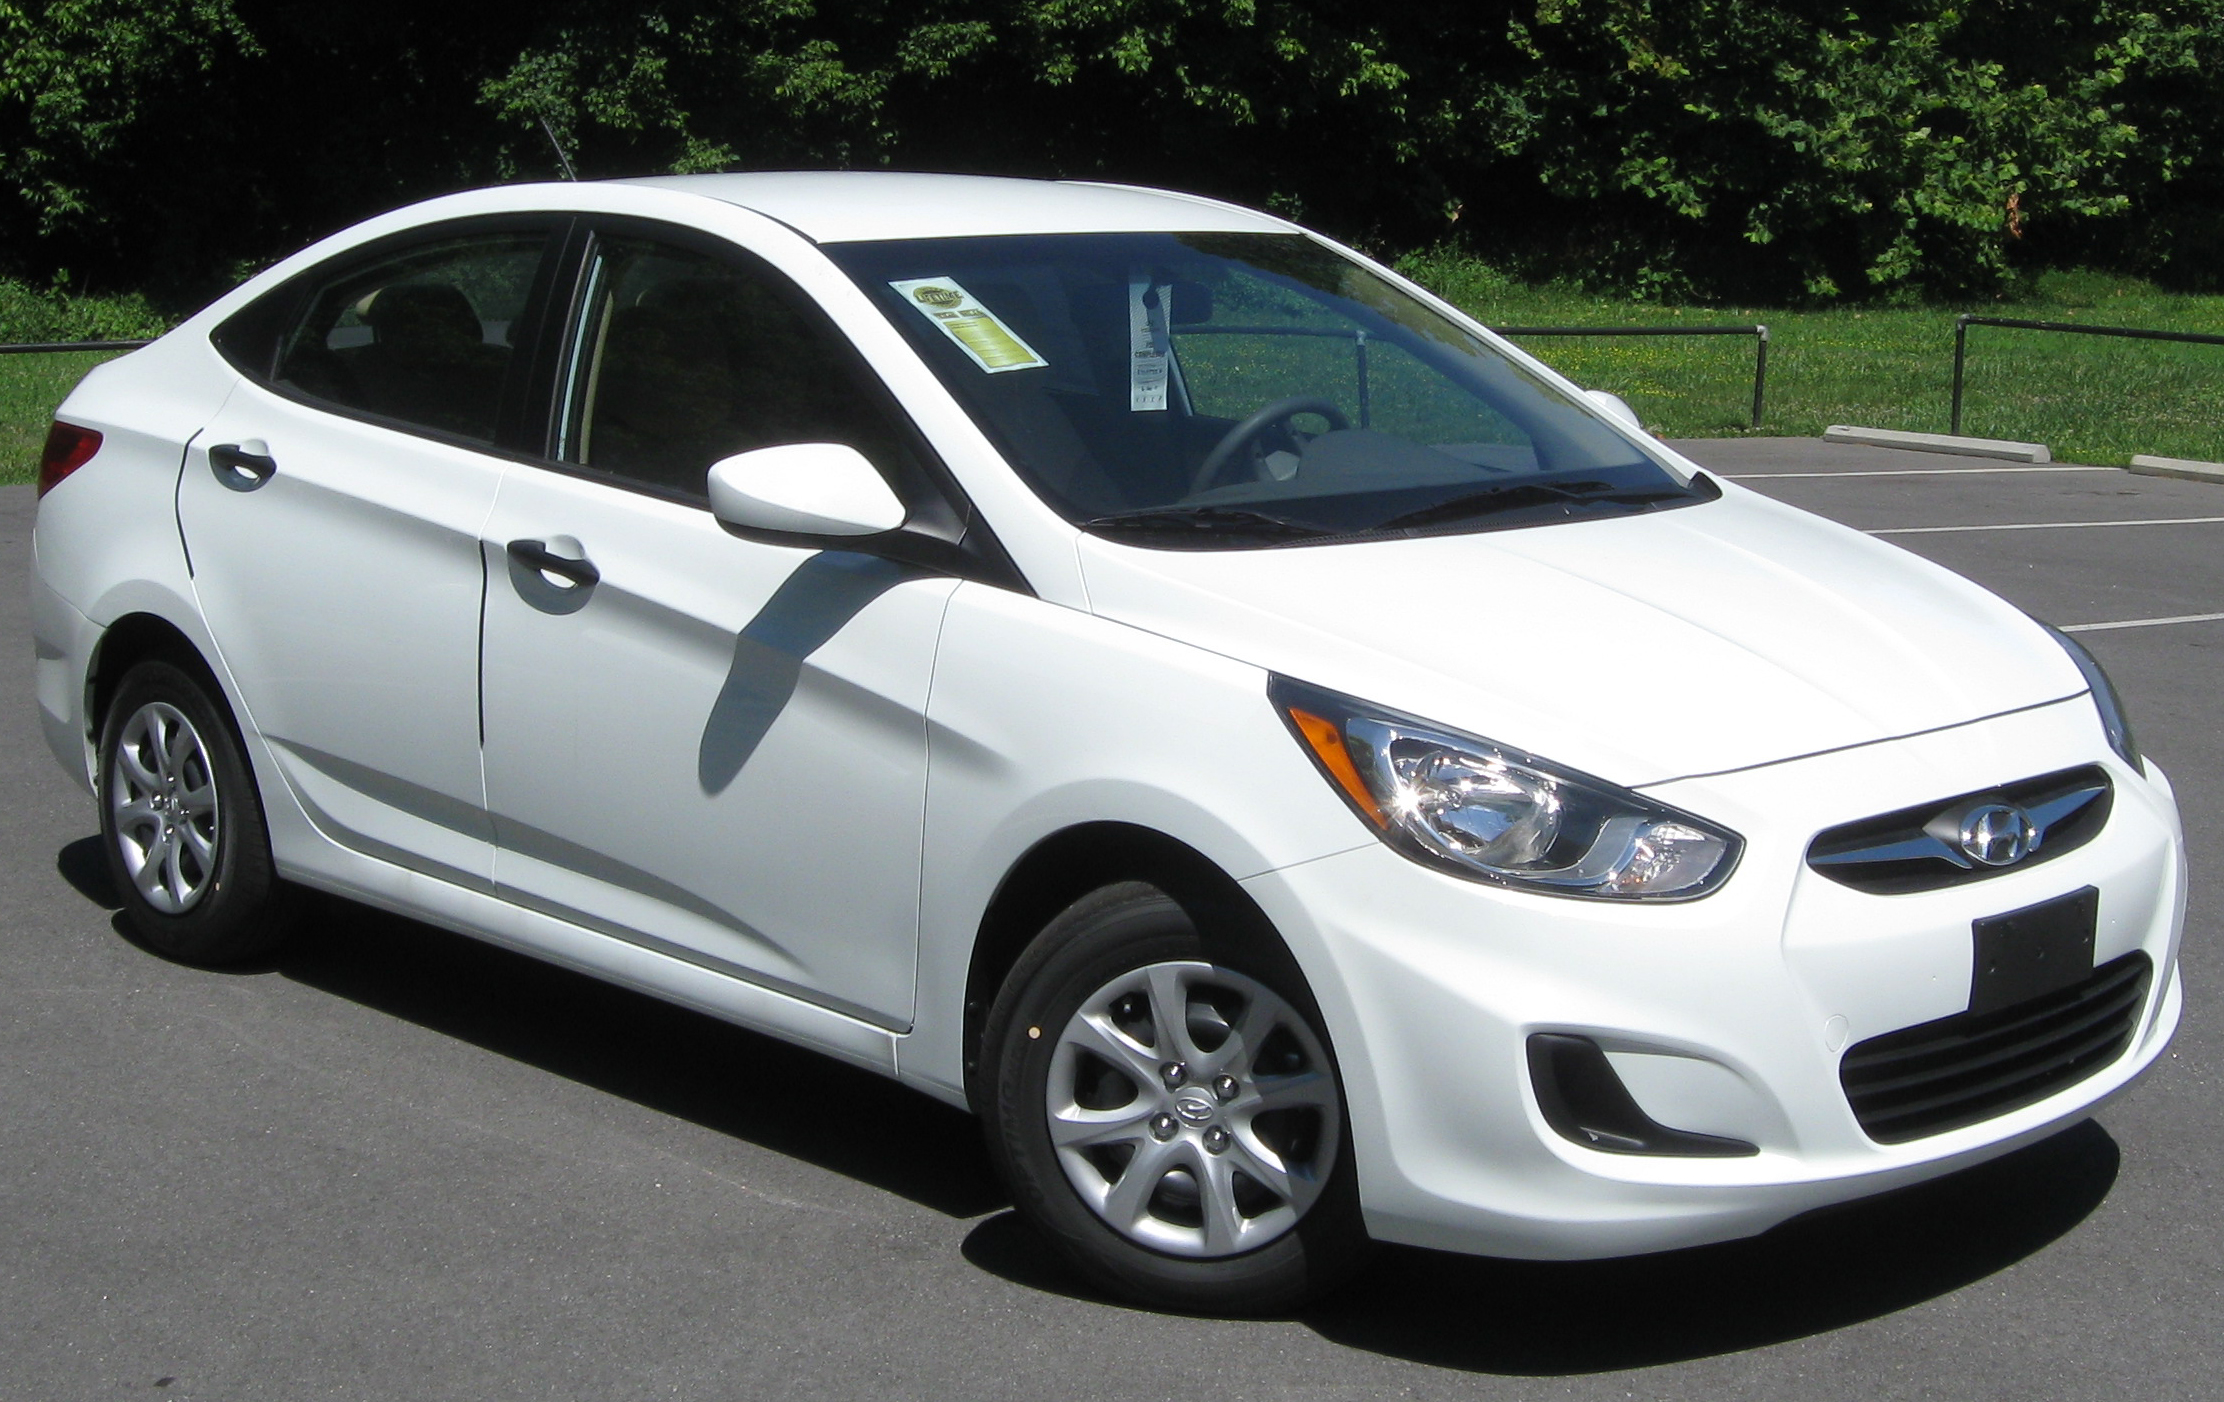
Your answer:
[477,228,956,1028]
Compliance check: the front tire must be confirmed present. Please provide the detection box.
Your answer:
[97,658,298,965]
[982,882,1369,1313]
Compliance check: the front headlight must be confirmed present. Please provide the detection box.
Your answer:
[2041,623,2141,770]
[1270,677,1741,900]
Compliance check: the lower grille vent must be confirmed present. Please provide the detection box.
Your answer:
[1840,952,2150,1144]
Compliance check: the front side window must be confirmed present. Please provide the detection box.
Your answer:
[554,235,909,500]
[270,230,548,443]
[828,232,1715,548]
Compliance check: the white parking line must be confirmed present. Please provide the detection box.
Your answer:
[2061,612,2224,634]
[1725,466,2116,480]
[1870,516,2224,536]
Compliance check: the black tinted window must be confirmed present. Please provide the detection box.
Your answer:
[556,236,904,499]
[272,231,548,442]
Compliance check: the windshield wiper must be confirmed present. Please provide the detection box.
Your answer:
[1373,479,1687,532]
[1084,505,1334,541]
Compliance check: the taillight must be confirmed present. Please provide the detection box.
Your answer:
[37,421,103,497]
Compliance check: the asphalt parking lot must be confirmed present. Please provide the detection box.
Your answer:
[2,440,2218,1402]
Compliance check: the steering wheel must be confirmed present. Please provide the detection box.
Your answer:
[1189,396,1352,496]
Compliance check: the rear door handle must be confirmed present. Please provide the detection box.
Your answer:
[506,537,601,589]
[209,443,278,492]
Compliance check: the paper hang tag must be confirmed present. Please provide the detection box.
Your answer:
[1128,273,1172,412]
[889,277,1047,374]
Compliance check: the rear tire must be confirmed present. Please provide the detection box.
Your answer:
[97,659,298,965]
[982,882,1370,1314]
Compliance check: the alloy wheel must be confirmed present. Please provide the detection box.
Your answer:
[1045,960,1340,1258]
[108,700,221,915]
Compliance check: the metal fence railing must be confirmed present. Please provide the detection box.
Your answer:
[1172,321,1771,430]
[0,339,152,355]
[5,329,1784,431]
[1490,324,1771,430]
[1952,315,2224,436]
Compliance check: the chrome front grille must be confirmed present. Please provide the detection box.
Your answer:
[1806,766,2111,896]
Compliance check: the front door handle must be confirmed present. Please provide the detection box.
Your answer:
[209,443,278,492]
[506,537,601,589]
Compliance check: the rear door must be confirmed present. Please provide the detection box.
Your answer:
[180,219,562,888]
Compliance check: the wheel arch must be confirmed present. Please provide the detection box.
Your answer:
[87,611,227,744]
[960,821,1303,1112]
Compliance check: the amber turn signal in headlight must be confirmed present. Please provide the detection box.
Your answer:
[1272,676,1741,900]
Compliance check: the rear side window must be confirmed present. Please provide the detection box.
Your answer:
[261,230,550,443]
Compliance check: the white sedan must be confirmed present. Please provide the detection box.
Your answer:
[32,172,2184,1313]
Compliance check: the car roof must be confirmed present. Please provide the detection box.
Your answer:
[613,171,1295,244]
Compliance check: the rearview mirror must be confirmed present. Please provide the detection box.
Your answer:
[1584,389,1644,434]
[1169,280,1214,325]
[707,443,906,538]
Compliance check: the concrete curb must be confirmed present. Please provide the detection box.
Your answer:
[2128,454,2224,485]
[1823,425,2051,463]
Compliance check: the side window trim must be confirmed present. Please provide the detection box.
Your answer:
[520,216,598,463]
[553,248,613,464]
[490,215,577,455]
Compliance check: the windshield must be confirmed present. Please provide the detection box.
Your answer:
[826,232,1715,548]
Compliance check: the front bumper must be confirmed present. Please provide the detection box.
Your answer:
[1243,696,2185,1260]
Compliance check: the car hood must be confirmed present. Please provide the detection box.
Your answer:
[1075,484,2087,787]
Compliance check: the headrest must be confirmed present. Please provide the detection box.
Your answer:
[603,297,733,366]
[1066,278,1213,329]
[364,282,483,348]
[637,276,750,317]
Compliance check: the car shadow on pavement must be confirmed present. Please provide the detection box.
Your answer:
[284,894,1006,1218]
[59,832,2122,1370]
[54,836,1005,1221]
[57,834,120,909]
[964,1106,2121,1372]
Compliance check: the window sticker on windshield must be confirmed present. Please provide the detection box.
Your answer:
[1128,273,1171,412]
[889,278,1046,374]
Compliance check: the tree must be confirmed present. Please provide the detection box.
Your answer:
[4,0,2220,303]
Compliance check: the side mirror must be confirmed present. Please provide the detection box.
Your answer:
[1584,389,1644,434]
[707,443,906,538]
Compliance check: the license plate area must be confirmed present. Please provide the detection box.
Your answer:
[1970,886,2098,1016]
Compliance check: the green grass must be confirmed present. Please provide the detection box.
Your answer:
[1,279,169,484]
[0,350,125,484]
[4,266,2221,483]
[1397,256,2224,466]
